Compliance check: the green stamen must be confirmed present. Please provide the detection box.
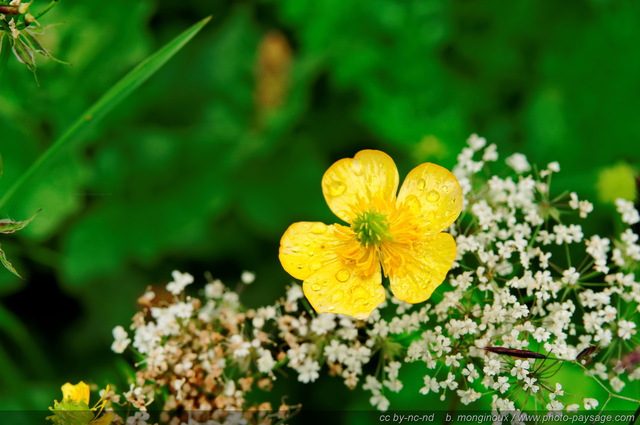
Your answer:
[352,209,392,246]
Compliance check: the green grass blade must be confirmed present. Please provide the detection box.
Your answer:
[0,15,212,212]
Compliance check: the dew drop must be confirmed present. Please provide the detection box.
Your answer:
[352,159,363,176]
[417,179,426,190]
[303,241,311,247]
[310,222,328,234]
[310,261,322,271]
[329,181,347,197]
[335,268,350,282]
[328,305,336,311]
[404,195,421,212]
[427,190,440,202]
[308,251,315,257]
[310,282,322,291]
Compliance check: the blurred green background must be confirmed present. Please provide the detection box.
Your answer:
[0,0,639,414]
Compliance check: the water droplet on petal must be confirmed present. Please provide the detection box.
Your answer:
[352,159,363,176]
[335,268,350,282]
[310,223,328,234]
[308,251,315,257]
[303,241,311,247]
[329,181,346,197]
[417,179,426,190]
[310,261,322,271]
[311,283,321,291]
[404,195,421,212]
[427,190,440,202]
[328,305,335,311]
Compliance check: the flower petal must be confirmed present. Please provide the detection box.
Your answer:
[279,222,342,280]
[279,221,385,319]
[322,150,399,223]
[388,232,456,303]
[303,260,385,320]
[61,381,90,405]
[397,163,463,234]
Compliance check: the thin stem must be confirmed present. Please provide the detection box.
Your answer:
[33,0,60,21]
[0,33,10,81]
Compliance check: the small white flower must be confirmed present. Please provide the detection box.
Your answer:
[297,358,320,383]
[561,267,580,286]
[111,325,131,353]
[546,400,564,411]
[419,375,440,395]
[240,270,256,284]
[462,363,479,382]
[204,279,225,298]
[523,376,539,393]
[256,349,276,373]
[583,398,599,410]
[370,394,390,411]
[457,388,481,405]
[492,376,510,394]
[510,359,530,380]
[615,198,640,225]
[618,320,636,340]
[127,411,150,425]
[166,270,194,295]
[506,153,531,173]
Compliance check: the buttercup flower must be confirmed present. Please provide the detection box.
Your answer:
[279,150,462,319]
[49,381,114,425]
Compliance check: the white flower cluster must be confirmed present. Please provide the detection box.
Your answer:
[112,136,640,420]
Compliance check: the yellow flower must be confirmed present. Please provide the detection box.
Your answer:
[61,381,91,405]
[279,150,463,319]
[49,381,114,425]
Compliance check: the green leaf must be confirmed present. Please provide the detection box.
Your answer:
[0,243,22,278]
[0,209,39,234]
[0,15,212,212]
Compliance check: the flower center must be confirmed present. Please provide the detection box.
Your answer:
[352,209,392,247]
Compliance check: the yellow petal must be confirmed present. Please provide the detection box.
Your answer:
[303,260,385,320]
[322,150,399,223]
[396,162,463,234]
[279,222,342,280]
[61,381,90,405]
[387,232,456,303]
[91,412,115,425]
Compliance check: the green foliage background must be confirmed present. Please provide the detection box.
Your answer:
[0,0,639,415]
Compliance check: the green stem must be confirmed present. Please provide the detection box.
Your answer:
[0,34,10,81]
[33,0,60,21]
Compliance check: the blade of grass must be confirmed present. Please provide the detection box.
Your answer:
[0,16,212,212]
[0,302,52,378]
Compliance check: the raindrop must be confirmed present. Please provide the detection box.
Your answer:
[335,268,350,282]
[417,179,426,190]
[404,195,421,211]
[310,223,328,234]
[329,181,346,197]
[352,159,363,176]
[311,283,321,291]
[310,261,322,271]
[427,190,440,202]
